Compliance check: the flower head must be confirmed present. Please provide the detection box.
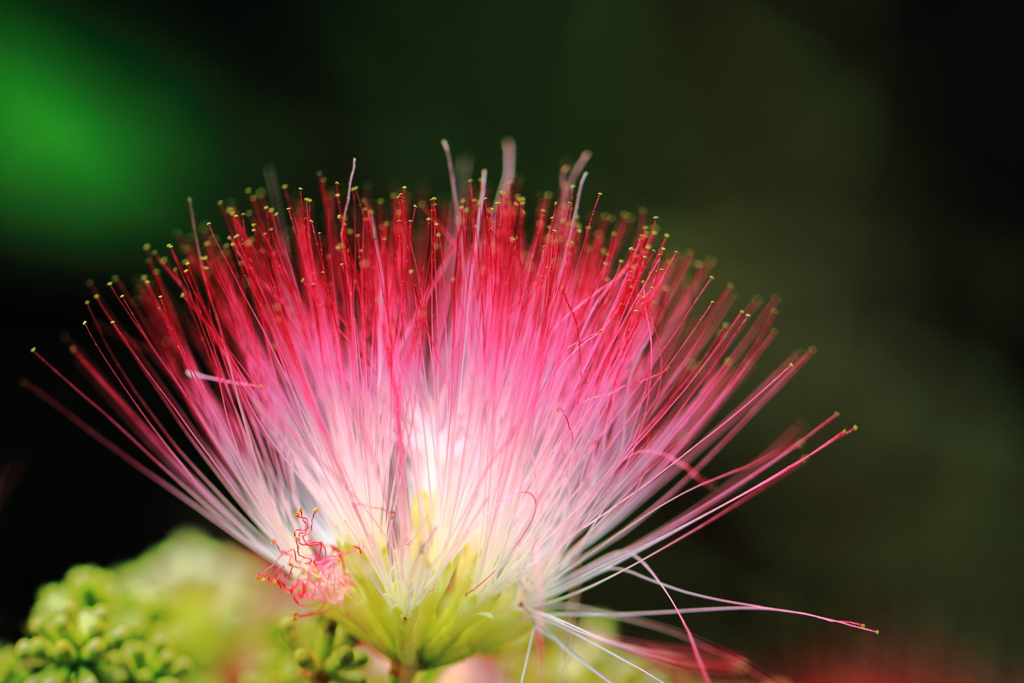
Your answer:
[33,140,864,681]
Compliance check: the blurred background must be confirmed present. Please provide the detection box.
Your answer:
[1,0,1020,679]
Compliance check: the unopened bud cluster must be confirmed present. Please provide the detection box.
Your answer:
[3,563,191,683]
[280,616,368,683]
[0,531,378,683]
[13,604,191,683]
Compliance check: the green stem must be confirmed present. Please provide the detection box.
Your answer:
[389,659,418,683]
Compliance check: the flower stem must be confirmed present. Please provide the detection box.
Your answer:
[389,659,418,683]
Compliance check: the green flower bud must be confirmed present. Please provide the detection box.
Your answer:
[104,628,128,649]
[167,658,189,678]
[47,616,71,640]
[132,667,153,683]
[49,641,76,667]
[13,639,32,660]
[93,660,128,683]
[265,616,372,683]
[79,639,107,662]
[119,642,145,670]
[25,618,45,638]
[321,645,349,672]
[75,610,107,642]
[21,638,49,660]
[18,660,45,676]
[145,650,170,675]
[274,617,297,647]
[332,673,365,683]
[293,648,317,671]
[13,643,45,673]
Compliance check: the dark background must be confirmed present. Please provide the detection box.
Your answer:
[1,0,1021,679]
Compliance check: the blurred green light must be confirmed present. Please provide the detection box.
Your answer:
[0,4,213,266]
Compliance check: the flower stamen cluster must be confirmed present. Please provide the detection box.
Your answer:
[257,509,353,617]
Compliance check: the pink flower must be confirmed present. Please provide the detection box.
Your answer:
[32,140,865,681]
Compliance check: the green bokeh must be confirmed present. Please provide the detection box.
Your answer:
[0,3,216,268]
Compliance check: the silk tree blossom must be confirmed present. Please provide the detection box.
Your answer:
[31,140,869,682]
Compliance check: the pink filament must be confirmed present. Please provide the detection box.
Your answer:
[257,508,351,616]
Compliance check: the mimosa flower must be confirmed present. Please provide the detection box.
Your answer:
[32,140,866,682]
